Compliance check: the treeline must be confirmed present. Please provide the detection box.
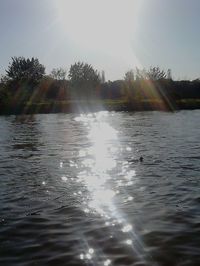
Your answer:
[0,57,200,114]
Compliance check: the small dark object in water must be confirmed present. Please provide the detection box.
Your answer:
[139,156,143,162]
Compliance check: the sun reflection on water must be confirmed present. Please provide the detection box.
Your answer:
[76,112,119,217]
[72,112,148,264]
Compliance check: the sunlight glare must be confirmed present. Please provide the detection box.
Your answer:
[74,112,148,264]
[104,259,111,266]
[126,239,133,245]
[75,112,118,216]
[122,224,133,233]
[54,0,144,65]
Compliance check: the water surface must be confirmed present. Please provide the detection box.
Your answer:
[0,111,200,266]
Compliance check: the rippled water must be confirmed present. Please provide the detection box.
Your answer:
[0,111,200,266]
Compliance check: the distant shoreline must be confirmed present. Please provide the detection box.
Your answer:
[0,99,200,116]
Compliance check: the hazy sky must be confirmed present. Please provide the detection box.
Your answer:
[0,0,200,80]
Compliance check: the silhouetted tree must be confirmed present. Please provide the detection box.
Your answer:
[100,80,124,99]
[68,62,100,99]
[124,70,134,83]
[147,66,166,80]
[135,67,147,80]
[123,70,135,101]
[6,57,45,84]
[0,74,9,85]
[167,68,172,80]
[50,67,67,80]
[100,70,106,83]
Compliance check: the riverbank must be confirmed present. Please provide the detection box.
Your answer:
[0,98,200,115]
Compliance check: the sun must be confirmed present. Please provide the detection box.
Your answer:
[53,0,144,65]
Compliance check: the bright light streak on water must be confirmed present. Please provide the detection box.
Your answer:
[61,176,68,182]
[74,112,148,264]
[104,259,111,266]
[122,224,133,233]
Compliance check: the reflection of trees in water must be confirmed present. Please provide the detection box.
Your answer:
[7,115,49,190]
[11,115,42,154]
[0,115,48,211]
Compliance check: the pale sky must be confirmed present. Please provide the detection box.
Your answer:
[0,0,200,80]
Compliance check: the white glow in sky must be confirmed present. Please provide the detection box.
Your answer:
[54,0,142,65]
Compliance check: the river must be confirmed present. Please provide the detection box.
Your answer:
[0,110,200,266]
